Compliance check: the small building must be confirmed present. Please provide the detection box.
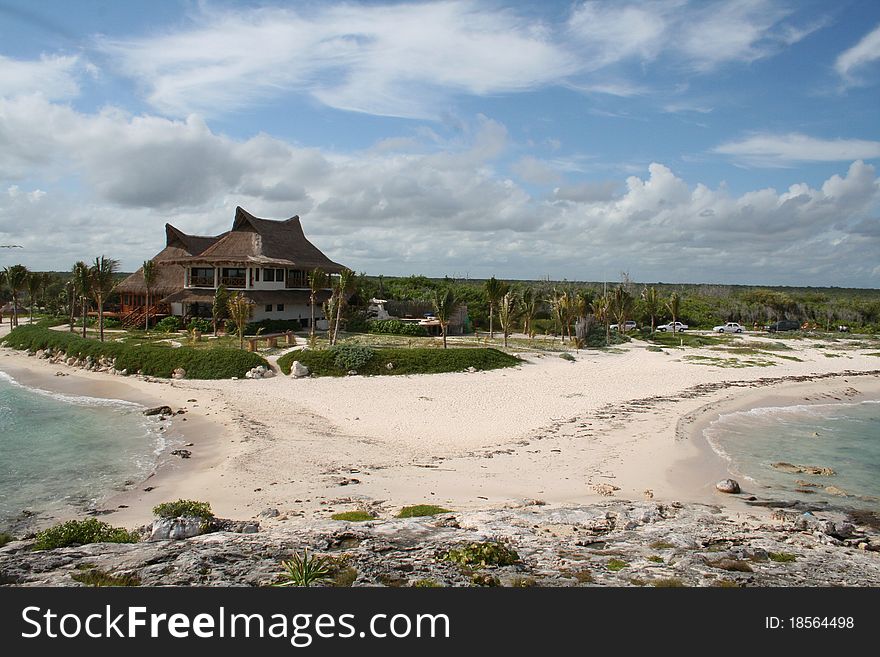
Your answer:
[162,207,346,325]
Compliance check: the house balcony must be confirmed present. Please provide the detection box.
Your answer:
[189,276,215,287]
[220,276,246,288]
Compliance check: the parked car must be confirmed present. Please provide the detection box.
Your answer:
[713,322,744,333]
[657,321,688,332]
[766,319,800,332]
[610,320,638,332]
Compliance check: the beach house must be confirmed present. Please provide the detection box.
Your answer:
[116,207,346,327]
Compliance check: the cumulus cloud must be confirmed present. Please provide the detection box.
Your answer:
[835,23,880,83]
[0,54,81,99]
[714,133,880,167]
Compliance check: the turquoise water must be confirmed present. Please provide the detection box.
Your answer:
[705,400,880,510]
[0,371,167,526]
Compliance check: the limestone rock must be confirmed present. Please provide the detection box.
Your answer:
[172,368,186,380]
[715,479,741,494]
[143,405,173,416]
[291,361,310,378]
[149,517,207,541]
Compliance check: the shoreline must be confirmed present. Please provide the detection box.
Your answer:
[0,338,879,532]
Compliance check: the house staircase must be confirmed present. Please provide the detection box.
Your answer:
[121,305,161,329]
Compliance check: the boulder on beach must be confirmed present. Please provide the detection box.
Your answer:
[172,367,186,380]
[715,479,741,494]
[143,405,173,416]
[772,462,835,476]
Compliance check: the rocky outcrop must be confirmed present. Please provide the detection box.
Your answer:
[291,361,310,378]
[245,365,275,379]
[715,479,741,494]
[2,501,878,587]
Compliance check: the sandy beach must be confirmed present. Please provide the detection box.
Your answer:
[2,327,878,530]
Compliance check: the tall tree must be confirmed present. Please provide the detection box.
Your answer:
[610,286,635,335]
[641,286,661,334]
[72,261,91,338]
[89,256,119,342]
[497,290,517,348]
[211,284,229,336]
[307,268,328,343]
[484,276,508,339]
[226,292,254,350]
[432,286,458,349]
[142,259,157,331]
[26,271,41,325]
[66,279,76,332]
[519,288,539,343]
[591,294,611,346]
[3,264,29,327]
[331,268,355,346]
[666,292,681,334]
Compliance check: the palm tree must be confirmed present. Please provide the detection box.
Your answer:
[89,256,119,342]
[26,271,41,325]
[666,292,681,334]
[66,280,76,331]
[432,286,459,349]
[484,276,508,339]
[591,294,611,346]
[72,261,91,338]
[497,291,517,348]
[226,292,254,350]
[308,268,328,343]
[212,284,229,336]
[520,288,539,342]
[331,268,355,346]
[610,285,635,336]
[641,286,661,334]
[4,264,29,327]
[142,259,157,331]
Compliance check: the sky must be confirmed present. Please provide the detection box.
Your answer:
[0,0,878,286]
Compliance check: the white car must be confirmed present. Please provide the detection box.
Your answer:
[610,320,637,332]
[657,321,688,332]
[713,322,744,333]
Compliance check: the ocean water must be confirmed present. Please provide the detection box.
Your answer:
[0,371,168,526]
[704,400,880,510]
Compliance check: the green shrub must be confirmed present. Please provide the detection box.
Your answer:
[653,578,686,587]
[243,319,301,336]
[101,318,121,329]
[768,552,797,563]
[331,344,376,371]
[397,505,451,518]
[2,325,268,379]
[412,579,441,588]
[275,550,332,587]
[331,511,374,522]
[278,347,520,377]
[72,568,141,587]
[32,519,139,550]
[187,318,211,333]
[443,541,519,567]
[153,499,213,519]
[607,559,628,572]
[154,316,181,333]
[367,319,429,336]
[0,532,14,547]
[559,352,575,362]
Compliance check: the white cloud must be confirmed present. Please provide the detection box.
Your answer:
[714,133,880,167]
[0,54,81,99]
[835,23,880,83]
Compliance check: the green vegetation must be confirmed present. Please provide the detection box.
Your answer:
[153,499,214,519]
[154,316,181,333]
[396,505,451,518]
[607,559,628,572]
[72,568,141,587]
[652,578,686,587]
[572,569,594,584]
[186,317,211,333]
[443,541,520,567]
[509,576,538,587]
[412,579,442,588]
[330,511,375,522]
[278,346,519,376]
[647,555,664,563]
[0,532,14,547]
[2,325,268,379]
[644,331,728,348]
[559,352,576,362]
[366,319,428,336]
[683,355,775,368]
[275,550,332,587]
[649,540,675,550]
[768,552,798,563]
[330,344,376,371]
[32,519,138,550]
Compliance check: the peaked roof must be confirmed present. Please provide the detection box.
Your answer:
[115,224,223,294]
[173,207,346,272]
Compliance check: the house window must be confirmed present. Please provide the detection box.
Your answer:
[255,268,260,282]
[265,304,273,313]
[275,268,285,281]
[263,268,275,282]
[190,267,215,287]
[286,270,308,287]
[220,268,246,287]
[276,304,284,312]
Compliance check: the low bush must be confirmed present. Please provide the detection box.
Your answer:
[367,319,429,336]
[331,344,376,371]
[153,499,214,519]
[243,318,302,336]
[154,316,181,333]
[443,541,520,567]
[71,568,141,587]
[396,505,451,518]
[607,559,628,571]
[186,318,211,333]
[32,519,139,550]
[278,347,519,377]
[0,532,14,547]
[330,511,374,522]
[2,325,268,379]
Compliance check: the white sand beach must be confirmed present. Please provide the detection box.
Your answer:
[2,326,878,529]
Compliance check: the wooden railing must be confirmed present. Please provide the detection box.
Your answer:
[190,275,215,287]
[220,276,246,288]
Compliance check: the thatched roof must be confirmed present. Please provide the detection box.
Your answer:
[116,224,223,295]
[168,207,346,272]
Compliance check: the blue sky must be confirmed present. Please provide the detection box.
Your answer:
[0,0,878,286]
